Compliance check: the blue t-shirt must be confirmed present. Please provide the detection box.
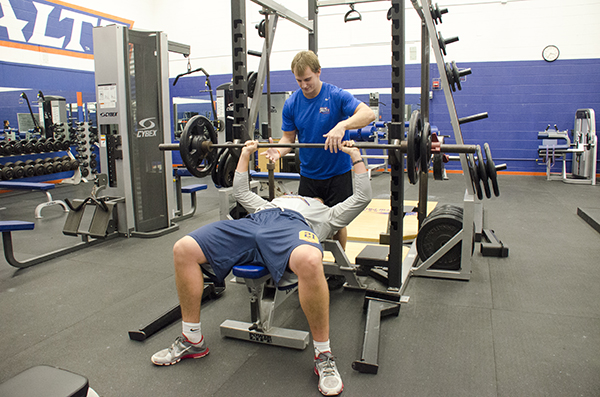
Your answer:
[282,82,361,179]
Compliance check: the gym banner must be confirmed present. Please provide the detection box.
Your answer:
[0,0,134,59]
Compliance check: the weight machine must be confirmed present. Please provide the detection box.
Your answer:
[84,25,186,238]
[538,109,597,185]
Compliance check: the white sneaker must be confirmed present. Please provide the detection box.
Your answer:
[151,335,209,366]
[314,351,344,396]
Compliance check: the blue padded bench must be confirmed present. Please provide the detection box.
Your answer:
[0,365,97,397]
[249,171,300,180]
[0,220,35,232]
[172,166,207,221]
[232,264,270,279]
[0,181,68,219]
[174,183,207,221]
[174,168,193,177]
[0,220,106,269]
[221,263,309,350]
[181,183,207,194]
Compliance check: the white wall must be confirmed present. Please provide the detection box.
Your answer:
[156,0,600,79]
[2,0,599,77]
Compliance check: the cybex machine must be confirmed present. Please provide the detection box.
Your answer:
[64,25,181,238]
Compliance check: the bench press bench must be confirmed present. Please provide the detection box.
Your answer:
[1,220,108,269]
[173,168,207,221]
[220,239,365,350]
[0,181,68,219]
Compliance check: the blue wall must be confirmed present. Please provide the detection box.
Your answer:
[3,58,599,174]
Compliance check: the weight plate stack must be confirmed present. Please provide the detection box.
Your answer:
[416,204,464,270]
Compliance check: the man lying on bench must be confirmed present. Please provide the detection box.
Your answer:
[151,140,371,396]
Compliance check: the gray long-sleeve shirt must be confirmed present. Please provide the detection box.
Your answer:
[233,171,372,243]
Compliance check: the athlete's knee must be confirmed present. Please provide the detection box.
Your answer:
[290,246,324,279]
[173,236,204,265]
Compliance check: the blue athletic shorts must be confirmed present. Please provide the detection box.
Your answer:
[187,208,324,283]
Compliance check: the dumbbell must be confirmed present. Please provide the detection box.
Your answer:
[3,141,17,155]
[61,158,71,171]
[35,138,47,153]
[0,142,7,156]
[44,138,57,152]
[52,156,64,173]
[81,168,89,177]
[31,159,45,176]
[0,163,15,180]
[70,159,80,171]
[42,157,54,174]
[24,139,38,154]
[17,161,35,178]
[5,162,24,179]
[12,140,26,155]
[59,138,71,150]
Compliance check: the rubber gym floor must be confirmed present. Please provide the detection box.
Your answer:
[1,171,599,396]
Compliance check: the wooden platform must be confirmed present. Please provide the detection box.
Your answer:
[346,199,437,243]
[323,241,410,264]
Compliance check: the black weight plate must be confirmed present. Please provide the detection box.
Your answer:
[428,204,463,219]
[467,155,483,200]
[211,148,227,188]
[247,72,258,98]
[179,115,217,178]
[484,143,500,197]
[406,110,422,184]
[432,153,444,180]
[217,148,231,188]
[476,145,491,199]
[220,150,238,188]
[417,213,463,270]
[420,122,431,172]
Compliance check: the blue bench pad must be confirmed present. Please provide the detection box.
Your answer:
[0,221,35,232]
[0,181,55,191]
[250,171,300,180]
[174,168,193,177]
[181,184,207,193]
[232,264,270,279]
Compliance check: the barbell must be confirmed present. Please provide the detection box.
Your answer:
[159,114,500,198]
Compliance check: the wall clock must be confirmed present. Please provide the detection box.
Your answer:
[542,45,559,62]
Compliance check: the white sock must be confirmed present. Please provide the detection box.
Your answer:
[182,321,203,344]
[313,339,331,357]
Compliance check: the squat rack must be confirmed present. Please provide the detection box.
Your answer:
[230,0,408,291]
[228,0,500,373]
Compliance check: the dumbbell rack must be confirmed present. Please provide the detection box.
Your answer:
[0,127,78,183]
[73,122,97,179]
